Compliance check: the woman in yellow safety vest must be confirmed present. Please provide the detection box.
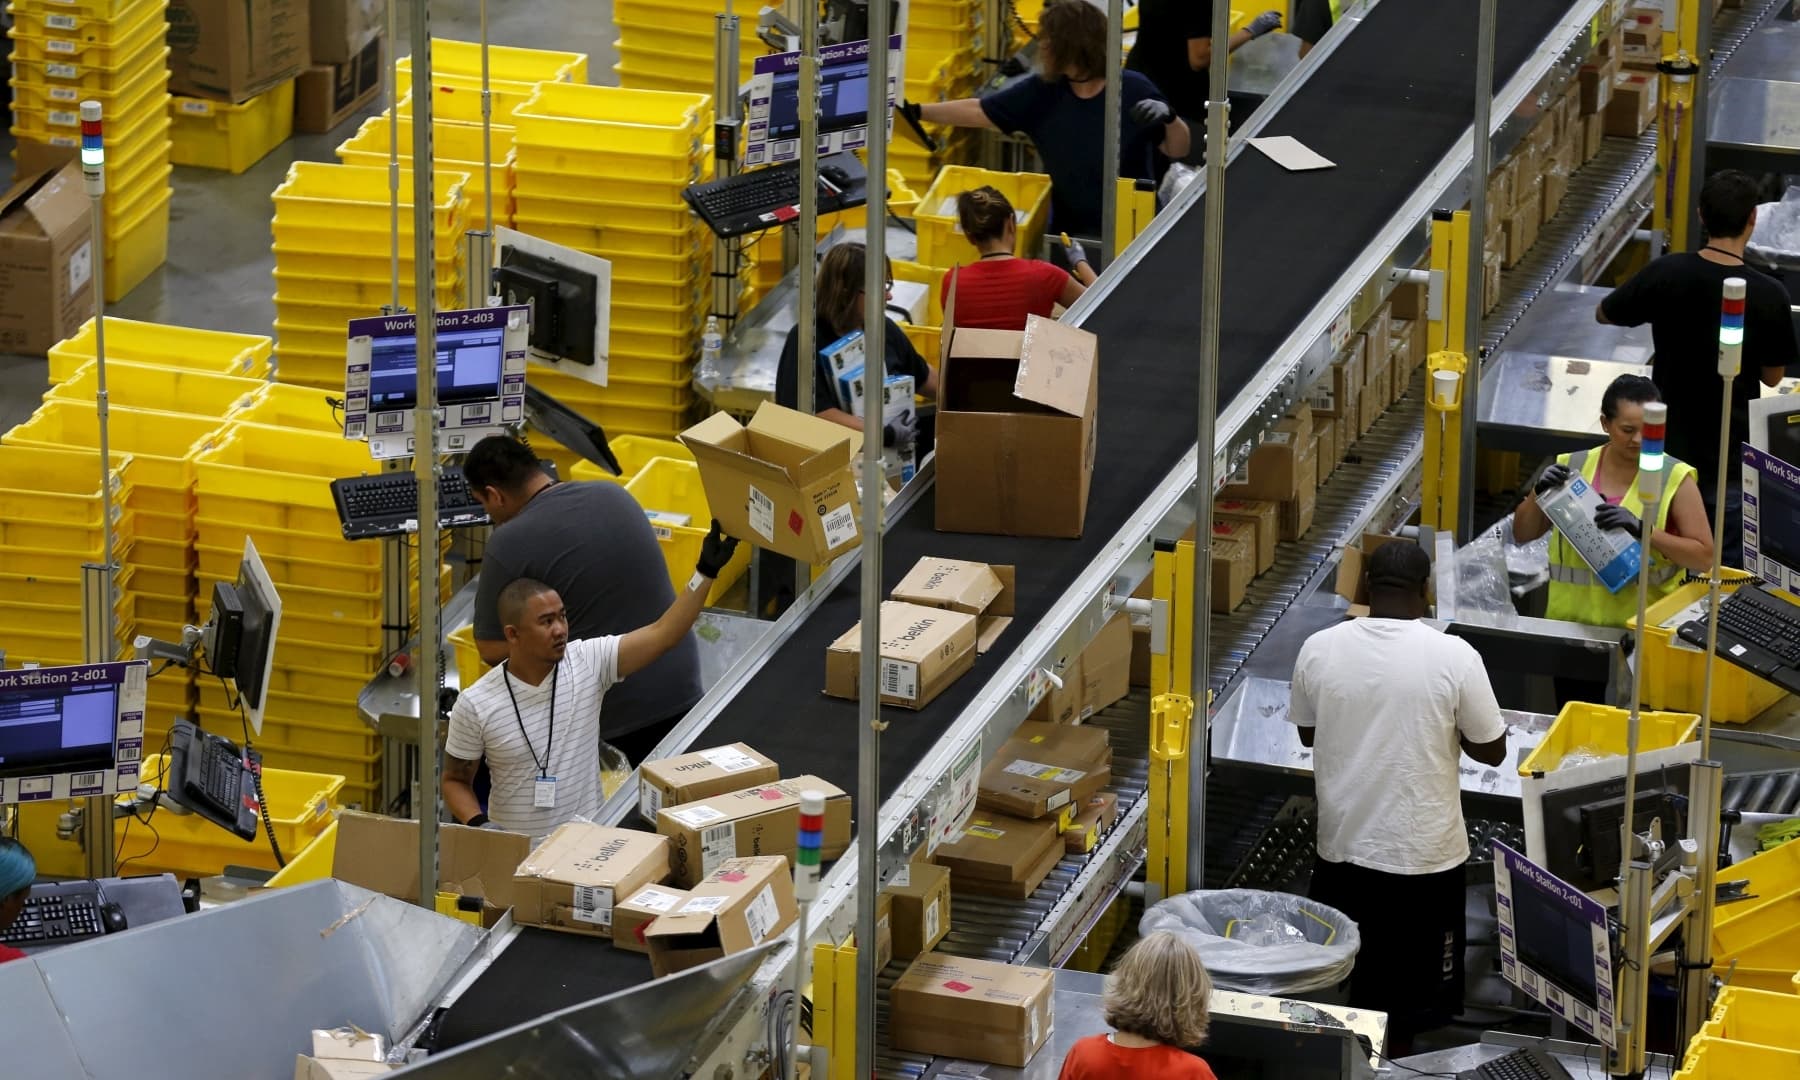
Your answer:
[1512,374,1715,627]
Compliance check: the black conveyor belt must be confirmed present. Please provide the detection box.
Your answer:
[692,0,1575,799]
[438,0,1583,1044]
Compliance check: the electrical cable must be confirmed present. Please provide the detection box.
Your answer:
[1369,1049,1457,1078]
[115,729,173,875]
[221,674,286,868]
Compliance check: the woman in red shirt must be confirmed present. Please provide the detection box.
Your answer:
[940,186,1093,332]
[1058,931,1219,1079]
[0,838,37,964]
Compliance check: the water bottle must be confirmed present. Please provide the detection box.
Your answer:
[701,316,723,372]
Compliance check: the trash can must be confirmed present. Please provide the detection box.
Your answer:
[1747,191,1800,274]
[1140,889,1361,1001]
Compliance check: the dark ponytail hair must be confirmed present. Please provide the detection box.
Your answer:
[956,186,1015,246]
[1601,374,1660,420]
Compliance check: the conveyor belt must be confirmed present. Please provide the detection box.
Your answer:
[661,0,1586,803]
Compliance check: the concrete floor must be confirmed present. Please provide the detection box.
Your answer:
[0,1,624,430]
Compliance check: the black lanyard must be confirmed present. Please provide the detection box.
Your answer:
[501,663,557,778]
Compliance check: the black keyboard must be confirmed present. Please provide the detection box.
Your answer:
[0,884,105,948]
[168,719,260,841]
[683,152,867,239]
[330,470,489,539]
[1459,1047,1574,1080]
[1678,583,1800,694]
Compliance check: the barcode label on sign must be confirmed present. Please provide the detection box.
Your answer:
[571,885,613,926]
[69,772,104,795]
[881,659,919,701]
[700,822,736,877]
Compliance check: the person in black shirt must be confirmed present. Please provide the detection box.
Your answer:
[1598,169,1799,568]
[1127,1,1282,127]
[1292,0,1339,58]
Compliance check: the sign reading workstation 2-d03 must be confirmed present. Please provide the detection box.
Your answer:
[342,305,531,461]
[743,35,902,168]
[0,661,149,806]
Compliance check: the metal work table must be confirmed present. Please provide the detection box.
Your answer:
[1708,15,1800,172]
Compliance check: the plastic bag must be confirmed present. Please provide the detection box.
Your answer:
[600,741,632,800]
[1159,161,1199,206]
[1139,889,1360,996]
[1748,187,1800,272]
[1450,528,1518,617]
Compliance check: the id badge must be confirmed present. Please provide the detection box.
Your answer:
[534,776,557,809]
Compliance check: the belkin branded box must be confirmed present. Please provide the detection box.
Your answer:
[1742,445,1800,594]
[824,600,978,709]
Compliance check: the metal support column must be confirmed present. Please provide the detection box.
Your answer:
[1101,0,1123,262]
[1652,0,1710,253]
[408,0,443,909]
[386,0,402,315]
[794,0,820,603]
[1182,0,1231,891]
[712,11,743,331]
[855,13,891,1076]
[1458,0,1496,543]
[79,98,117,878]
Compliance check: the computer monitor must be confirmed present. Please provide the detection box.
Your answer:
[1493,842,1618,1049]
[523,384,622,476]
[0,660,147,805]
[343,305,531,460]
[1749,389,1800,467]
[203,539,282,736]
[744,35,900,167]
[1742,443,1800,594]
[493,227,612,385]
[1537,765,1691,892]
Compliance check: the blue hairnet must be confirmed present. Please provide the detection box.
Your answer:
[0,839,36,897]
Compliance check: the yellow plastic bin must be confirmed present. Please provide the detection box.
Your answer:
[567,434,693,484]
[625,457,750,604]
[193,422,381,533]
[914,165,1053,269]
[397,38,588,84]
[48,317,273,383]
[230,382,349,432]
[1674,1037,1800,1079]
[0,443,132,553]
[1627,574,1780,723]
[119,754,342,878]
[448,623,489,691]
[334,114,516,229]
[510,82,711,159]
[49,359,264,418]
[5,400,227,513]
[1701,986,1800,1048]
[1516,701,1700,776]
[1713,839,1800,962]
[265,818,338,888]
[272,162,471,247]
[170,79,296,173]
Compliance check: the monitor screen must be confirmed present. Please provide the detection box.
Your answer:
[367,321,505,411]
[1757,465,1800,574]
[1511,879,1600,1002]
[765,58,871,142]
[232,539,282,735]
[0,681,117,781]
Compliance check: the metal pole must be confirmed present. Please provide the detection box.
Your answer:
[1100,0,1122,262]
[388,0,401,313]
[1458,0,1496,543]
[855,17,891,1080]
[1619,401,1667,899]
[79,99,117,878]
[1700,279,1745,759]
[789,788,825,1076]
[409,0,442,909]
[1183,0,1230,892]
[793,0,820,604]
[478,0,493,236]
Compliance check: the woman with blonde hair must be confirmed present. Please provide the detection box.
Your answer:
[1058,930,1219,1078]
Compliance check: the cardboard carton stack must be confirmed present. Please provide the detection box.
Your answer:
[823,556,1016,709]
[296,0,383,133]
[7,0,173,302]
[655,775,851,886]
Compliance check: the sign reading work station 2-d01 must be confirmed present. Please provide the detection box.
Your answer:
[1492,841,1618,1049]
[743,35,902,168]
[341,305,531,461]
[0,661,149,806]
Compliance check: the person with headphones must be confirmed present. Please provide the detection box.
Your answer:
[941,186,1090,332]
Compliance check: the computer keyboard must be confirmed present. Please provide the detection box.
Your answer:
[683,152,866,239]
[0,883,106,948]
[330,470,489,539]
[1678,582,1800,694]
[168,719,260,841]
[1458,1046,1574,1080]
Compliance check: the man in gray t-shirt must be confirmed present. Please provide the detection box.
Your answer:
[464,436,702,761]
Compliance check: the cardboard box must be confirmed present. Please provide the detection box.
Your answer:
[311,1030,385,1063]
[875,889,894,970]
[935,315,1099,538]
[979,721,1112,819]
[331,810,530,926]
[294,36,382,134]
[612,884,691,954]
[1388,278,1427,321]
[682,401,863,564]
[1029,612,1131,725]
[1214,498,1276,575]
[0,163,93,356]
[892,557,1004,615]
[1313,432,1331,488]
[1605,71,1657,137]
[1361,303,1392,376]
[1063,791,1120,854]
[638,742,780,821]
[1579,55,1618,115]
[825,601,978,710]
[310,0,381,64]
[168,0,310,102]
[294,1059,393,1079]
[1583,111,1605,162]
[884,861,951,959]
[511,823,673,938]
[933,811,1060,889]
[657,775,851,887]
[1280,465,1317,543]
[644,856,797,977]
[890,954,1056,1068]
[1334,531,1423,617]
[1210,533,1253,612]
[1219,412,1311,501]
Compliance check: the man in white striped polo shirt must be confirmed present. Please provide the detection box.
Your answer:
[441,522,739,840]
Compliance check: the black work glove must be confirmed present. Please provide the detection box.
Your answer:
[1533,463,1572,497]
[1129,98,1174,143]
[883,410,918,449]
[1594,503,1642,540]
[899,100,923,128]
[697,519,740,579]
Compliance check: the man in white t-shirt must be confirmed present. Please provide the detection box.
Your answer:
[441,522,739,840]
[1289,541,1508,1054]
